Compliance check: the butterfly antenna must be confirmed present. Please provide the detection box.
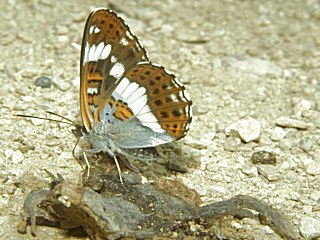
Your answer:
[14,113,76,126]
[45,111,78,126]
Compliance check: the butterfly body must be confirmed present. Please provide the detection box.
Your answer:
[80,9,192,161]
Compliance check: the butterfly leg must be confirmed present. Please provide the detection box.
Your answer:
[81,147,124,185]
[82,151,91,183]
[119,156,140,173]
[113,155,124,185]
[71,136,92,183]
[72,137,86,171]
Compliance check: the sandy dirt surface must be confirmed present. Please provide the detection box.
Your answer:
[0,0,319,239]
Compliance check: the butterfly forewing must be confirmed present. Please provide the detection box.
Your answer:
[80,9,148,131]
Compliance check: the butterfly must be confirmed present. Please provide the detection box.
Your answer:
[79,9,192,178]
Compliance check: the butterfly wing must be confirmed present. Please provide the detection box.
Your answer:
[80,9,148,131]
[100,63,192,148]
[80,9,192,155]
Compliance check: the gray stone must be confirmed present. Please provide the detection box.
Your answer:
[299,217,320,239]
[251,151,277,165]
[225,118,261,143]
[278,139,293,150]
[45,137,61,147]
[224,137,241,152]
[257,165,280,181]
[53,78,72,91]
[35,76,52,88]
[299,138,313,152]
[275,117,310,129]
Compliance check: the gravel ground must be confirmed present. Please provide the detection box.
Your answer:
[0,0,320,239]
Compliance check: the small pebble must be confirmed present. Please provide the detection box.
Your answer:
[299,216,320,239]
[45,137,61,147]
[292,98,314,116]
[192,105,209,115]
[241,165,258,177]
[166,159,188,173]
[309,190,320,202]
[10,150,24,164]
[306,162,320,175]
[278,139,293,150]
[299,138,313,152]
[35,76,52,88]
[54,78,72,91]
[251,151,277,165]
[225,117,261,143]
[257,165,280,181]
[57,35,69,43]
[313,203,320,212]
[20,95,34,102]
[275,117,310,130]
[224,137,241,152]
[270,127,286,141]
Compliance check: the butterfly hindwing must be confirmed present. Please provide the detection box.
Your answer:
[98,63,192,148]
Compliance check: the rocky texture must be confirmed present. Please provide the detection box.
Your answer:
[1,0,319,239]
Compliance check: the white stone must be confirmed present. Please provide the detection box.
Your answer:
[4,149,14,158]
[225,117,261,142]
[257,165,280,181]
[57,35,69,43]
[45,137,61,147]
[275,117,310,129]
[299,138,313,152]
[184,137,212,149]
[224,137,241,151]
[11,150,24,164]
[241,165,258,177]
[310,190,320,202]
[230,220,243,229]
[299,217,320,239]
[30,117,44,126]
[208,185,226,194]
[278,139,293,150]
[301,157,314,169]
[306,162,320,175]
[292,98,314,116]
[20,95,34,102]
[270,127,286,141]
